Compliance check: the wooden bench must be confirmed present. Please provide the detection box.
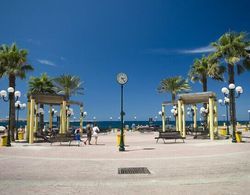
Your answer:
[50,133,78,146]
[155,131,185,143]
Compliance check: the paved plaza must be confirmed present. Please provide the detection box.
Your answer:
[1,131,250,195]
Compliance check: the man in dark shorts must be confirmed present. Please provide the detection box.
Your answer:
[84,123,93,145]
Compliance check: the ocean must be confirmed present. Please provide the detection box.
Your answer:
[0,120,248,130]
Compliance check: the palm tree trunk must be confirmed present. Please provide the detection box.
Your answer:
[9,74,16,141]
[202,77,207,92]
[171,93,176,105]
[202,76,208,134]
[228,64,237,142]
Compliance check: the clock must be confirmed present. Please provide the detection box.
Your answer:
[117,72,128,85]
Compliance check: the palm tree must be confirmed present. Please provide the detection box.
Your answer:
[0,43,33,142]
[28,73,55,131]
[53,74,84,100]
[28,73,55,95]
[158,76,190,104]
[189,55,225,92]
[212,31,250,142]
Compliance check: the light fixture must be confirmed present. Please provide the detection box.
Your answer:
[7,87,14,93]
[235,86,243,94]
[228,83,235,89]
[221,87,229,95]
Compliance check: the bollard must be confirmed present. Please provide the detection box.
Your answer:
[219,128,227,136]
[235,131,242,143]
[18,132,24,140]
[116,133,125,146]
[1,135,7,146]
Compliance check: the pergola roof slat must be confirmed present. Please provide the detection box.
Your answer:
[178,91,216,104]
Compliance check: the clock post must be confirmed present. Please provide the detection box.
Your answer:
[116,73,128,152]
[119,84,125,151]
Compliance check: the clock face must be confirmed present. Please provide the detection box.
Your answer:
[117,73,128,85]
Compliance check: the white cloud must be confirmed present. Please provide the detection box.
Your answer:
[148,45,216,55]
[179,45,216,54]
[37,59,57,67]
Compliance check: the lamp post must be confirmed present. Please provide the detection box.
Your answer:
[222,114,226,123]
[48,108,57,128]
[109,116,113,130]
[218,97,230,135]
[187,107,194,122]
[170,106,178,118]
[187,107,195,131]
[248,110,250,125]
[15,101,26,140]
[0,87,21,146]
[116,72,128,152]
[200,106,209,132]
[81,111,87,119]
[36,108,44,130]
[80,111,87,128]
[221,84,243,142]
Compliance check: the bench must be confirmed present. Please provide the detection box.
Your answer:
[137,126,159,133]
[34,131,52,143]
[50,133,79,146]
[155,131,185,143]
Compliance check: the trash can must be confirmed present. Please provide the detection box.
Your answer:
[219,128,227,136]
[116,133,125,146]
[1,135,7,146]
[235,131,242,143]
[18,132,24,140]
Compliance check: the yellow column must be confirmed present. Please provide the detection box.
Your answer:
[49,105,53,129]
[214,100,218,134]
[67,115,69,132]
[26,100,30,141]
[182,103,186,137]
[61,101,67,134]
[175,114,179,131]
[29,99,35,144]
[162,105,166,132]
[209,98,214,140]
[178,100,182,134]
[193,105,197,129]
[80,106,83,133]
[34,104,38,133]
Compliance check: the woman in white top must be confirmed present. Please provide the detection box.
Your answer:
[92,124,100,145]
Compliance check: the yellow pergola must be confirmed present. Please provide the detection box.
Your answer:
[161,92,218,140]
[26,94,84,144]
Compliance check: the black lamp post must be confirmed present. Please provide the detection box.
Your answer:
[200,106,209,132]
[248,110,250,125]
[187,107,194,122]
[15,101,26,140]
[187,107,195,132]
[116,72,128,152]
[218,97,230,136]
[0,87,21,146]
[221,84,243,142]
[170,106,178,120]
[36,108,44,131]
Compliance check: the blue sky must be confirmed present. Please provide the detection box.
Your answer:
[0,0,250,121]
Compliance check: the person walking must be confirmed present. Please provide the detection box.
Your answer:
[84,123,93,145]
[92,124,100,145]
[74,128,81,146]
